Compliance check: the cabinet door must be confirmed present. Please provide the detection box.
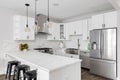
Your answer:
[59,24,67,40]
[104,11,117,28]
[13,15,22,40]
[82,19,88,40]
[53,23,60,40]
[66,21,82,36]
[47,23,60,40]
[47,22,54,40]
[91,14,104,30]
[65,23,69,40]
[66,22,74,35]
[28,17,35,40]
[88,18,92,39]
[13,15,35,40]
[74,21,82,35]
[80,55,90,69]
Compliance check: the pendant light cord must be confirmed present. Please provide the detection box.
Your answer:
[35,0,37,25]
[25,4,30,27]
[47,0,50,22]
[27,5,28,27]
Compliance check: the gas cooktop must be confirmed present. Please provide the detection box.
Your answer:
[34,48,53,54]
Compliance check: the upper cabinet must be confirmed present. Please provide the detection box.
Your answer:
[47,22,60,40]
[104,11,117,28]
[47,23,69,40]
[13,15,35,40]
[82,19,89,40]
[91,11,117,30]
[59,24,67,40]
[47,11,117,41]
[66,21,82,36]
[65,19,90,40]
[91,14,104,30]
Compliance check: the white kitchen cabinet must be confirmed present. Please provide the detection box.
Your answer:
[91,11,117,30]
[91,14,104,30]
[66,19,90,40]
[47,23,68,40]
[73,21,83,35]
[53,23,60,40]
[65,23,71,40]
[47,22,60,40]
[59,23,67,40]
[47,22,54,40]
[80,52,90,69]
[65,20,82,40]
[80,55,90,69]
[13,15,35,40]
[104,11,117,28]
[66,22,74,36]
[88,18,92,38]
[82,19,88,40]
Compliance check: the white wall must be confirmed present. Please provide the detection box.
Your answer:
[0,9,14,40]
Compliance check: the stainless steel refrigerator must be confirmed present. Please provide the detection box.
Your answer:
[90,28,117,79]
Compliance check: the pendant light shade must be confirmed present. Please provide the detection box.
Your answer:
[24,4,31,32]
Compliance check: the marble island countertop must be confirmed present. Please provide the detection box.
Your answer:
[5,50,81,72]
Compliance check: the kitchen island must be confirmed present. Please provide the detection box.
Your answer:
[5,50,81,80]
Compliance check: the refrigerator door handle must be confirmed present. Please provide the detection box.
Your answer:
[100,30,102,58]
[102,30,104,58]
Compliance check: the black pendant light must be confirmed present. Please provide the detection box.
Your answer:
[25,3,31,32]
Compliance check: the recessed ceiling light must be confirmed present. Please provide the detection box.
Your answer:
[53,3,59,6]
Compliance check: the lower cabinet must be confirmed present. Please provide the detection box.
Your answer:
[80,51,90,69]
[80,55,90,69]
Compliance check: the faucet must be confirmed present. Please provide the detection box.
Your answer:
[78,39,80,55]
[78,39,80,49]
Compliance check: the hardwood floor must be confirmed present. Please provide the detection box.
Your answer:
[0,75,6,80]
[81,69,111,80]
[0,69,111,80]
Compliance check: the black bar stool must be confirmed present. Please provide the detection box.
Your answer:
[13,64,30,80]
[24,70,37,80]
[5,60,20,80]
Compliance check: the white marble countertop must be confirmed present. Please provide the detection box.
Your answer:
[5,50,81,72]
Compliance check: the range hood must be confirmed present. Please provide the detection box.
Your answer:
[36,14,51,35]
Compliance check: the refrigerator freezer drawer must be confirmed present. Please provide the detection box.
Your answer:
[90,58,116,79]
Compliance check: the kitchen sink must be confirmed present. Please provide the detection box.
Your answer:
[65,48,79,55]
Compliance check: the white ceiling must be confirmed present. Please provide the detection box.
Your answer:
[0,0,114,21]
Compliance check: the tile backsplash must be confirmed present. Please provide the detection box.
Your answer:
[0,34,89,52]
